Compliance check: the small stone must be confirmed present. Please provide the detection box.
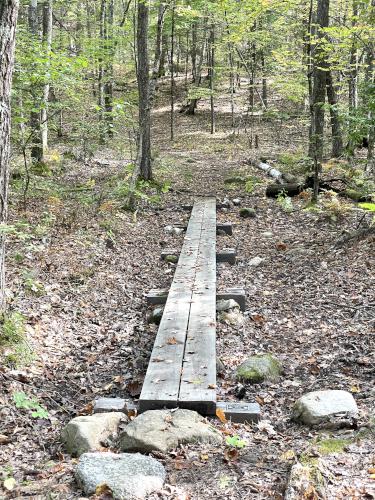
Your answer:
[232,198,241,206]
[165,254,178,264]
[216,357,225,374]
[75,452,165,499]
[292,390,359,428]
[148,307,164,325]
[217,229,227,236]
[119,409,222,454]
[249,256,264,267]
[262,232,273,238]
[219,309,244,326]
[61,413,125,457]
[216,299,240,312]
[172,227,184,236]
[236,354,281,384]
[221,198,231,208]
[164,225,173,234]
[239,207,256,218]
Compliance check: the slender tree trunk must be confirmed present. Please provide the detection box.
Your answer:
[187,18,207,115]
[310,0,330,202]
[261,52,268,108]
[326,70,344,157]
[149,1,168,103]
[137,0,151,180]
[170,1,175,140]
[104,0,114,138]
[210,22,215,134]
[365,0,375,173]
[98,0,106,143]
[41,0,53,159]
[0,0,19,312]
[29,0,43,163]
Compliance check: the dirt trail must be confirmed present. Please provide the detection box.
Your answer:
[1,87,374,499]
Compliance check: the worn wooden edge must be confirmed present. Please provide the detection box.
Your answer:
[173,222,233,235]
[146,287,246,310]
[216,401,261,422]
[161,248,236,264]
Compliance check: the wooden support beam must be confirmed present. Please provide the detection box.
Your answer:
[216,401,261,423]
[146,286,245,310]
[161,248,236,265]
[216,288,246,311]
[173,222,233,236]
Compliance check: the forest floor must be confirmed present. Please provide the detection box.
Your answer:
[1,80,374,499]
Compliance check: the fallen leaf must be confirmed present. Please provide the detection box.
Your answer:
[127,381,142,396]
[276,241,288,251]
[280,449,295,461]
[3,478,16,491]
[207,383,216,389]
[251,314,265,326]
[78,402,93,415]
[216,408,227,423]
[200,454,209,461]
[224,448,239,462]
[167,337,177,345]
[95,482,113,497]
[0,434,10,444]
[368,468,375,474]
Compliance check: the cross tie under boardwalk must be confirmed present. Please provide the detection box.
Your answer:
[139,198,217,415]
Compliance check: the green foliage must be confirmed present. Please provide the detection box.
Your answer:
[13,391,49,419]
[0,312,34,367]
[276,190,293,213]
[1,312,26,345]
[359,202,375,212]
[226,435,247,449]
[317,438,350,455]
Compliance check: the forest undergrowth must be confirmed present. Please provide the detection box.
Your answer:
[0,81,374,499]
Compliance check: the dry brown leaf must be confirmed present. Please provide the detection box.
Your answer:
[167,337,177,345]
[95,482,113,497]
[127,380,142,396]
[0,434,10,444]
[224,448,239,462]
[216,408,227,423]
[276,241,288,251]
[78,402,93,415]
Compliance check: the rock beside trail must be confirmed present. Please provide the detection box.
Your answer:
[216,299,240,312]
[75,452,165,499]
[148,306,164,325]
[292,390,358,428]
[119,409,222,454]
[219,309,244,326]
[232,198,241,206]
[249,256,264,267]
[216,357,225,374]
[61,413,125,457]
[164,254,179,263]
[239,207,256,218]
[236,354,281,383]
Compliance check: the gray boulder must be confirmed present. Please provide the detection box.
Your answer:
[216,299,240,312]
[61,412,125,457]
[218,309,244,326]
[236,354,281,383]
[249,256,264,267]
[75,452,165,499]
[148,306,164,325]
[119,409,222,453]
[292,390,358,428]
[239,207,256,218]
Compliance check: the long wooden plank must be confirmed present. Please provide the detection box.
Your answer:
[139,200,209,411]
[178,198,217,414]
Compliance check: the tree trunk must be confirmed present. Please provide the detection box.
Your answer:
[98,0,106,143]
[137,0,151,180]
[310,0,329,202]
[326,70,344,157]
[41,0,53,159]
[0,0,19,312]
[209,22,215,134]
[170,1,175,140]
[29,0,43,163]
[365,0,375,174]
[104,0,114,138]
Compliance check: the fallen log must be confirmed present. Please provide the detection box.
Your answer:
[266,183,305,198]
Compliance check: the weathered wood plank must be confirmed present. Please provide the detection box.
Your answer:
[139,200,208,412]
[178,198,217,414]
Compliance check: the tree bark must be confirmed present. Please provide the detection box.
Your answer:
[209,22,215,134]
[170,1,175,140]
[29,0,43,163]
[309,0,329,202]
[136,0,151,180]
[41,0,53,158]
[0,0,19,312]
[326,70,344,157]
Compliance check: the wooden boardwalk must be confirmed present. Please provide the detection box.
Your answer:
[139,198,217,415]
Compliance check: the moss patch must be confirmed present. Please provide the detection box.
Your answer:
[317,438,350,455]
[236,354,281,383]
